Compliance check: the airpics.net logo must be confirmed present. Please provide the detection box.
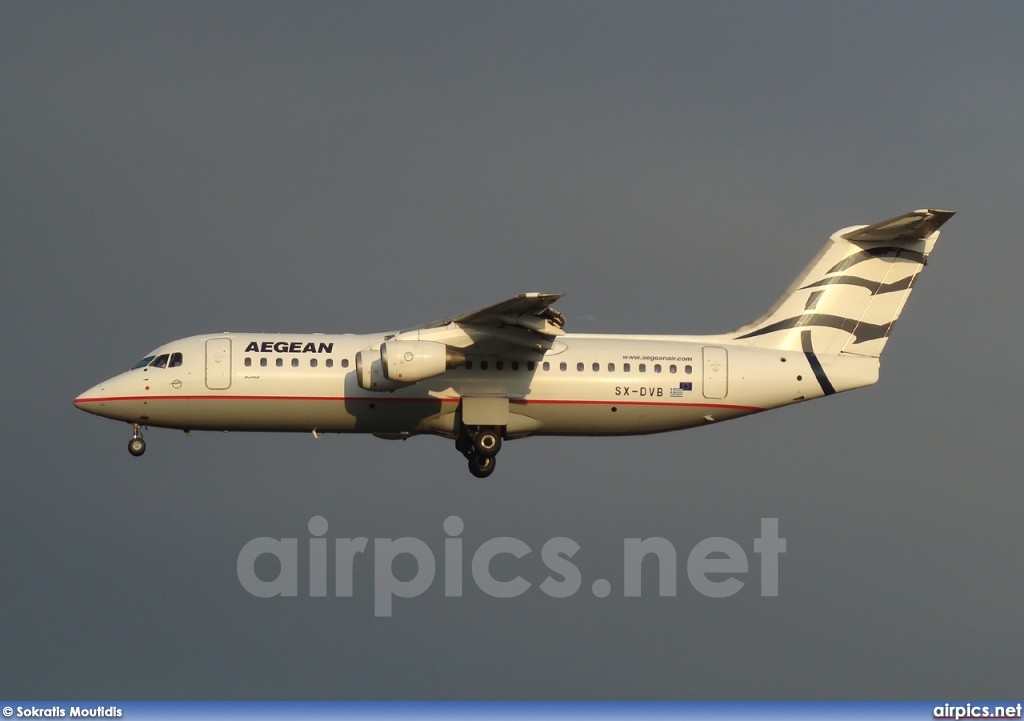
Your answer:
[237,517,786,616]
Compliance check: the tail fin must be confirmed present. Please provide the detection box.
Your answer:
[730,209,954,358]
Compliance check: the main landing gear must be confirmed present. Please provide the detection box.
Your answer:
[128,424,146,457]
[457,425,503,478]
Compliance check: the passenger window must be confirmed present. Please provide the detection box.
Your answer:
[608,363,615,372]
[276,358,283,367]
[465,360,473,370]
[639,364,646,373]
[543,362,550,371]
[669,364,677,374]
[624,363,631,373]
[527,361,536,371]
[496,361,504,371]
[169,352,183,368]
[310,358,318,368]
[245,357,252,367]
[685,365,693,374]
[511,361,520,371]
[291,358,299,367]
[326,359,334,368]
[592,362,600,372]
[481,361,489,371]
[577,362,584,372]
[260,358,268,367]
[341,359,349,368]
[559,362,567,371]
[654,364,662,373]
[150,354,169,369]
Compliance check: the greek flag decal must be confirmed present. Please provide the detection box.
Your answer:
[670,382,692,397]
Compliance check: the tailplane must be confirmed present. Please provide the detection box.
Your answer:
[730,208,954,358]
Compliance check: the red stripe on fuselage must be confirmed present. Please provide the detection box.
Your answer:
[73,395,762,411]
[511,398,763,411]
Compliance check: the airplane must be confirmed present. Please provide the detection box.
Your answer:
[75,208,954,477]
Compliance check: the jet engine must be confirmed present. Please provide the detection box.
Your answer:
[355,348,405,392]
[356,341,465,391]
[381,340,465,383]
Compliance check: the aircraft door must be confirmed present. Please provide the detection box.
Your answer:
[702,346,728,399]
[206,338,232,390]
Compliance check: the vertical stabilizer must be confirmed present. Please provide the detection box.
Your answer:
[730,209,954,358]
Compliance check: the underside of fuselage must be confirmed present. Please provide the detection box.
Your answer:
[75,395,760,436]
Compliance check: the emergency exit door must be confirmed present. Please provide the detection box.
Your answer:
[702,346,728,399]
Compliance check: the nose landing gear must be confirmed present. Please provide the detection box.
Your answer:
[457,425,504,478]
[128,424,146,457]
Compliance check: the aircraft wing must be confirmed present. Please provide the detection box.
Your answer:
[396,292,567,355]
[423,292,566,333]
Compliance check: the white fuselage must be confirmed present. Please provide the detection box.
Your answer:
[74,331,879,439]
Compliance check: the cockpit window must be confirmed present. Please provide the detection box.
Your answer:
[150,354,170,369]
[169,352,183,368]
[132,356,156,369]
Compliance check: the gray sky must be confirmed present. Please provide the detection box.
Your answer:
[2,1,1022,699]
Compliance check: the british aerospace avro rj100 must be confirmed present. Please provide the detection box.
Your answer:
[75,209,953,477]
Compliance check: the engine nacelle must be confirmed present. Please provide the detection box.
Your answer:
[355,348,406,392]
[381,340,466,383]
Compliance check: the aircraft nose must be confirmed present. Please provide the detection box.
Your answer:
[74,381,108,415]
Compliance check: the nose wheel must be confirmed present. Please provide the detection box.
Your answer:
[128,424,146,457]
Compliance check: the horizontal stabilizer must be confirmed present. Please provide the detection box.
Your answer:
[841,208,955,242]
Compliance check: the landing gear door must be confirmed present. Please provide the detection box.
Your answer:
[702,346,728,399]
[206,338,232,390]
